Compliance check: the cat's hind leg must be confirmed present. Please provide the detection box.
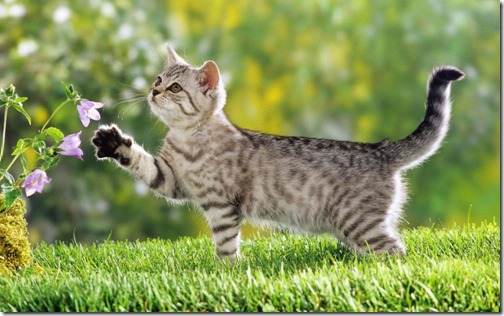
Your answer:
[340,212,406,256]
[332,180,406,256]
[354,231,406,256]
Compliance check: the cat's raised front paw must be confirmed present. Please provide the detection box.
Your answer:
[92,124,133,165]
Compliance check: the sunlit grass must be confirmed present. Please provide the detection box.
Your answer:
[0,221,499,312]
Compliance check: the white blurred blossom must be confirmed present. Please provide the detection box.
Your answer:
[17,39,38,57]
[53,6,71,24]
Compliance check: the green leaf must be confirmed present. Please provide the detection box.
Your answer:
[44,127,64,142]
[5,84,15,96]
[33,133,46,142]
[61,82,79,101]
[0,168,15,184]
[11,101,31,125]
[32,139,46,155]
[1,184,22,207]
[40,155,60,170]
[13,97,28,103]
[61,82,72,99]
[20,154,29,173]
[12,138,30,156]
[6,188,22,206]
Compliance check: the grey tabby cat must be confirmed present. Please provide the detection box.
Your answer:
[92,46,464,263]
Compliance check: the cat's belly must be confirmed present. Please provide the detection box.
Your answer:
[245,188,329,233]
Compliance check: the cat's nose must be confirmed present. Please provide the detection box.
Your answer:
[152,89,161,97]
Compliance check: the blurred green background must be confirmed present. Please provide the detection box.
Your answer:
[0,0,499,244]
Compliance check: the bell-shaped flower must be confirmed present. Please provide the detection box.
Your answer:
[77,99,104,127]
[21,169,52,197]
[58,131,83,160]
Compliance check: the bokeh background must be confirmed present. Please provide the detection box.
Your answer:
[0,0,499,244]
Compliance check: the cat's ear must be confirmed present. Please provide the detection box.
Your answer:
[199,61,220,90]
[166,45,187,67]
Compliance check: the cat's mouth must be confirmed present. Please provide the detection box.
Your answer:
[148,92,158,106]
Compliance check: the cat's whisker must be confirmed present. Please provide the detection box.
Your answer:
[115,95,147,104]
[113,96,147,108]
[107,92,148,120]
[108,80,149,95]
[149,118,162,133]
[117,99,148,120]
[117,104,135,120]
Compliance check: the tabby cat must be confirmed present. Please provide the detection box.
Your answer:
[92,46,464,263]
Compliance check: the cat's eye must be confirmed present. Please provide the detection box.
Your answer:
[168,83,183,93]
[154,76,162,87]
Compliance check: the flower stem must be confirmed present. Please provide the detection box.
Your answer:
[0,152,20,182]
[3,153,20,175]
[40,99,72,132]
[0,105,9,164]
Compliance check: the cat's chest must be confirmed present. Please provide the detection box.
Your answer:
[162,135,230,192]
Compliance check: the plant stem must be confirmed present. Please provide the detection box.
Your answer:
[40,99,72,132]
[0,105,9,163]
[0,152,20,183]
[3,153,20,175]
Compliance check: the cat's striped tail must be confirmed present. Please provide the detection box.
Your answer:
[387,66,464,170]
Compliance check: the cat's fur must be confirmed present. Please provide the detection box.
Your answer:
[92,46,464,263]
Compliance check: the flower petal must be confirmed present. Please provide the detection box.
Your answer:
[22,169,51,196]
[78,100,94,110]
[77,100,103,127]
[59,131,83,160]
[61,147,84,160]
[91,101,104,109]
[79,113,91,127]
[25,186,37,197]
[59,131,82,151]
[86,107,101,121]
[77,104,86,116]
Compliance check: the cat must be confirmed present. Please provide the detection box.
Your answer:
[92,45,464,263]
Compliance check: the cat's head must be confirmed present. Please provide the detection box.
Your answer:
[148,45,226,129]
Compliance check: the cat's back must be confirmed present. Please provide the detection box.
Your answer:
[237,128,393,175]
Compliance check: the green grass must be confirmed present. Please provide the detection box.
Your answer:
[0,222,500,312]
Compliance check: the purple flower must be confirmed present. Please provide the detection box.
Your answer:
[21,169,52,197]
[58,131,83,160]
[77,99,104,127]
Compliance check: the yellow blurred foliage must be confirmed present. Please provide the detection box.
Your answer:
[223,4,242,30]
[478,156,500,186]
[352,81,370,103]
[264,80,286,108]
[330,44,349,70]
[31,104,49,127]
[244,58,262,89]
[28,226,41,244]
[169,0,243,34]
[355,115,375,141]
[23,147,38,170]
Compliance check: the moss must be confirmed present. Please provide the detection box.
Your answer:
[0,195,33,276]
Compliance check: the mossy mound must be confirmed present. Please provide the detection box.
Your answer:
[0,195,33,276]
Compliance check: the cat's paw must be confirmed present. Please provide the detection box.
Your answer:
[216,252,240,265]
[92,124,133,166]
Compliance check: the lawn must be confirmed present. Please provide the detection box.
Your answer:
[0,221,500,312]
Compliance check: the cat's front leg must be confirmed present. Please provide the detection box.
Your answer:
[92,124,133,165]
[92,124,182,199]
[203,204,242,264]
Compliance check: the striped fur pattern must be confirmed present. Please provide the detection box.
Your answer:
[92,46,464,263]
